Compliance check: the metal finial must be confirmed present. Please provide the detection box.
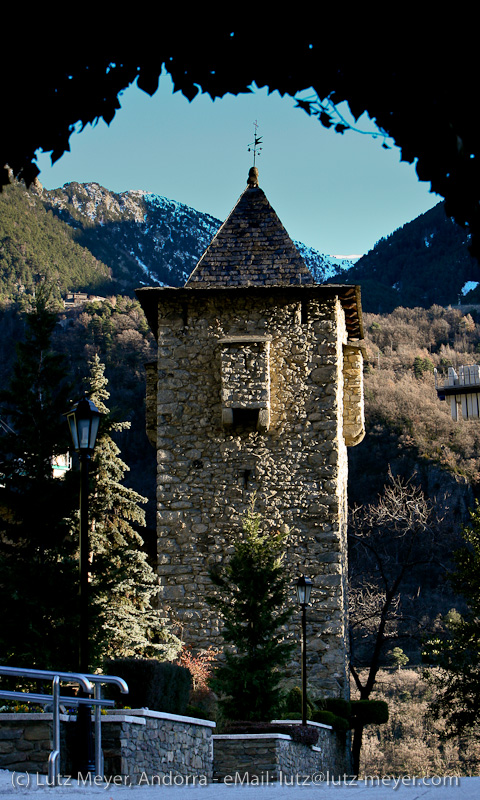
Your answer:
[247,167,259,187]
[247,120,263,167]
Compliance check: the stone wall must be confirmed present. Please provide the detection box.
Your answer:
[0,714,70,774]
[213,725,350,781]
[102,710,214,783]
[151,286,363,698]
[145,361,158,447]
[343,344,365,447]
[0,713,351,784]
[0,711,215,783]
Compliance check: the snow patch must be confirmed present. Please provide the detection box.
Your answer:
[424,232,435,248]
[332,254,363,263]
[461,281,479,295]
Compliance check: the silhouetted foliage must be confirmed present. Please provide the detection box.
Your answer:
[0,288,78,668]
[105,658,191,714]
[2,25,480,260]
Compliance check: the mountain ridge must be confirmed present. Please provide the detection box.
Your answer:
[32,180,352,293]
[339,202,479,312]
[2,179,477,314]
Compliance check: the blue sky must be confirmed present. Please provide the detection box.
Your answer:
[36,74,440,258]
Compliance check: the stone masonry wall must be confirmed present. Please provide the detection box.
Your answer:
[102,710,214,784]
[212,727,350,781]
[145,362,158,447]
[0,711,214,784]
[343,344,365,447]
[0,714,70,774]
[154,288,352,698]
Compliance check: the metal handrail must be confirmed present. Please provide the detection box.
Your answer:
[84,673,129,776]
[0,689,115,707]
[0,666,129,786]
[0,666,93,693]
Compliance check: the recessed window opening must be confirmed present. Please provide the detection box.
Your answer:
[231,408,259,431]
[243,469,252,488]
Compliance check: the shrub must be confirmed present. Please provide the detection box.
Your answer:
[285,686,302,711]
[321,697,352,720]
[177,645,218,717]
[312,709,350,732]
[388,646,410,670]
[284,686,315,719]
[185,704,214,721]
[177,646,218,694]
[290,725,320,745]
[351,699,389,727]
[280,710,302,720]
[222,720,319,745]
[105,658,191,714]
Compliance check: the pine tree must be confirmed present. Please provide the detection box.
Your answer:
[0,287,78,668]
[207,500,294,721]
[85,354,180,664]
[424,502,480,738]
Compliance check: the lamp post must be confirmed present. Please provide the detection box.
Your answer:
[65,394,102,775]
[296,575,313,726]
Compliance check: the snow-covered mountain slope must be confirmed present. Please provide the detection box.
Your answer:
[35,182,355,292]
[293,241,357,282]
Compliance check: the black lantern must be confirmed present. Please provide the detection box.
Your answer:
[296,575,313,607]
[296,575,313,726]
[65,395,101,453]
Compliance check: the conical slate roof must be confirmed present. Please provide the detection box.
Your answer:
[186,169,315,287]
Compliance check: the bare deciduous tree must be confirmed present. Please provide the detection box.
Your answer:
[348,468,444,774]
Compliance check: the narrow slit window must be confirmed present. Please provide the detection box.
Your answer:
[301,300,309,325]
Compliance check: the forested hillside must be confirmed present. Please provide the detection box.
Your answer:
[0,182,113,302]
[341,203,479,312]
[36,181,222,291]
[0,179,348,304]
[347,303,480,678]
[350,303,480,508]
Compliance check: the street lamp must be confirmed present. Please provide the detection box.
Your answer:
[65,394,102,775]
[296,575,313,726]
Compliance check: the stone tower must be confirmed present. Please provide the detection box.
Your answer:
[137,169,364,698]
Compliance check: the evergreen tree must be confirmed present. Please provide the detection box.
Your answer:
[0,287,78,668]
[85,354,180,664]
[207,501,294,721]
[424,503,480,738]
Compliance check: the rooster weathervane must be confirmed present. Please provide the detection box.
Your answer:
[248,120,263,166]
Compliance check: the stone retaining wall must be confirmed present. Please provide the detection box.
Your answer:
[0,713,348,784]
[102,710,214,783]
[0,714,70,774]
[213,723,349,781]
[0,710,214,783]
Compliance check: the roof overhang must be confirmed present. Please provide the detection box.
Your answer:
[136,283,364,341]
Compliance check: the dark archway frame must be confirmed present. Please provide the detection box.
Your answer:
[2,27,479,259]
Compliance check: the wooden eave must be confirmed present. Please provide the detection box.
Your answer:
[136,283,364,341]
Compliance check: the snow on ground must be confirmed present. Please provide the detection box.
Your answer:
[1,771,479,799]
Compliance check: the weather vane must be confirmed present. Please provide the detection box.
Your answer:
[247,120,263,166]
